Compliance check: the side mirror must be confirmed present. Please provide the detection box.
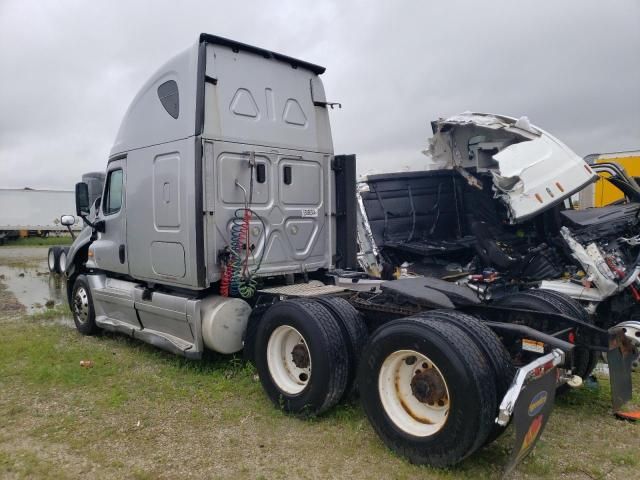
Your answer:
[60,215,76,226]
[75,182,90,216]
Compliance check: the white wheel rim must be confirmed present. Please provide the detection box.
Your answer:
[378,350,450,437]
[73,286,90,324]
[267,325,312,395]
[48,250,56,271]
[59,252,67,273]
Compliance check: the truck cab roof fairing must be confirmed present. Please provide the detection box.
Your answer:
[198,34,326,75]
[110,34,326,157]
[110,45,199,157]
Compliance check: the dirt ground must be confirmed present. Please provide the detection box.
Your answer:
[1,247,639,479]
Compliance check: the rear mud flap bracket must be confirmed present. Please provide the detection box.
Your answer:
[499,349,563,477]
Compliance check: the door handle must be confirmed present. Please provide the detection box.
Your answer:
[119,245,125,264]
[283,166,292,185]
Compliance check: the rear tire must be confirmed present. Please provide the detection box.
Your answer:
[414,310,514,442]
[255,298,349,416]
[530,289,599,378]
[71,275,99,335]
[312,296,368,398]
[56,247,69,274]
[358,314,497,467]
[496,290,598,381]
[47,247,61,273]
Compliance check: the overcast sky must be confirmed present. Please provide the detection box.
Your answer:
[0,0,638,189]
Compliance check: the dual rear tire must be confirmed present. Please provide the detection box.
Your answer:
[496,289,599,381]
[358,311,511,467]
[47,246,69,274]
[254,297,367,416]
[255,300,510,467]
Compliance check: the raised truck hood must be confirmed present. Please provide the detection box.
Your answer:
[425,112,597,222]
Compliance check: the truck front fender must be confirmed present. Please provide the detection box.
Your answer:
[64,225,94,279]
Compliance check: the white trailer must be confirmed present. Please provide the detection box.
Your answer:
[0,188,80,241]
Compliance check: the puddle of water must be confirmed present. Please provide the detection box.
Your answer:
[0,265,67,314]
[38,315,75,328]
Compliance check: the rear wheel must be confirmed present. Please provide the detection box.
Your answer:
[255,298,349,416]
[496,290,598,380]
[57,248,69,274]
[47,247,61,273]
[414,310,514,442]
[312,296,368,398]
[379,349,450,436]
[358,314,497,467]
[530,289,599,378]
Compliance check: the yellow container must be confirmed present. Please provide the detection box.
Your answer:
[588,151,640,206]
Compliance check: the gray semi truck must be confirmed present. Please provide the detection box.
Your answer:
[63,34,637,471]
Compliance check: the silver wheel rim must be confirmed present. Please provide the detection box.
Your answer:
[48,250,56,271]
[378,350,450,437]
[59,252,67,273]
[73,286,89,324]
[266,325,312,394]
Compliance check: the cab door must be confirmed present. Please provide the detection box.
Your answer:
[92,159,129,275]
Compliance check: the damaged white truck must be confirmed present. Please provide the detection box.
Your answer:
[358,113,640,364]
[62,35,636,473]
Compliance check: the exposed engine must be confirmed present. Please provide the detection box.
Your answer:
[359,182,640,329]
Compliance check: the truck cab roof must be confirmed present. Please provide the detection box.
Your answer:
[111,34,330,157]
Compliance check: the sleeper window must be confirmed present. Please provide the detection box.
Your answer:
[157,80,179,119]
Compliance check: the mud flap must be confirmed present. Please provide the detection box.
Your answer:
[503,365,557,478]
[608,328,635,414]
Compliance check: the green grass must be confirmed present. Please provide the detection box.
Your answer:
[0,253,639,480]
[1,235,73,247]
[0,450,71,480]
[0,319,638,479]
[28,303,70,321]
